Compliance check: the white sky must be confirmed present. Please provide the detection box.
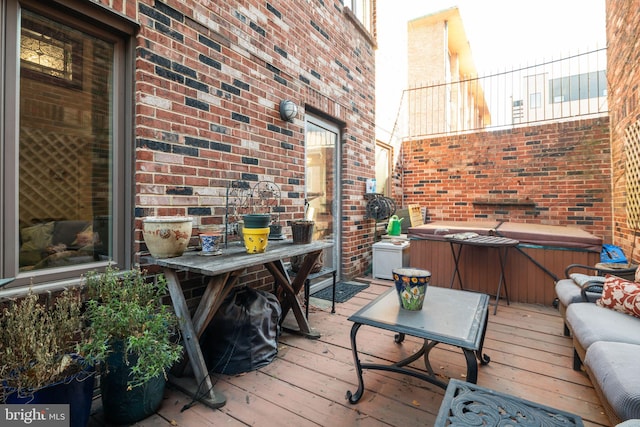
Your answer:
[375,0,607,141]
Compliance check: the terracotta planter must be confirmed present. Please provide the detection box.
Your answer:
[142,216,193,258]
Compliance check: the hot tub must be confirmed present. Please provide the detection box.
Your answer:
[408,221,602,305]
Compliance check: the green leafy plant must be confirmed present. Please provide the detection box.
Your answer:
[82,265,182,389]
[0,287,91,401]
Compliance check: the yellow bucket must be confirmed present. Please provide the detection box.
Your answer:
[243,227,270,253]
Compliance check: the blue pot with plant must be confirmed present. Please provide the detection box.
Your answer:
[0,289,95,427]
[82,265,183,425]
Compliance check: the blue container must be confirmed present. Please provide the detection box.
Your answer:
[100,343,166,425]
[5,366,95,427]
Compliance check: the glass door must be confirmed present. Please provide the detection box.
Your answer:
[304,115,340,291]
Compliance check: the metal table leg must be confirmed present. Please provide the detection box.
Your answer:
[493,246,511,314]
[449,243,465,289]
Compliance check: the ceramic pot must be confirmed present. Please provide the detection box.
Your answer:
[199,233,221,254]
[142,216,193,258]
[243,227,270,253]
[100,343,166,425]
[392,268,431,311]
[243,214,271,229]
[269,224,283,239]
[4,357,95,427]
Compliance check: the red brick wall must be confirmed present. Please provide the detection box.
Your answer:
[606,0,640,263]
[96,0,377,281]
[397,118,613,241]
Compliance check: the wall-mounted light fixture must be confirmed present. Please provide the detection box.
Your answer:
[279,100,298,122]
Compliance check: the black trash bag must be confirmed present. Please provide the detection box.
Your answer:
[200,287,282,375]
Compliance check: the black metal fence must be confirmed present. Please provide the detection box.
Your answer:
[397,48,608,138]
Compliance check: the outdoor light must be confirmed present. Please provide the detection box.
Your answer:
[279,100,298,122]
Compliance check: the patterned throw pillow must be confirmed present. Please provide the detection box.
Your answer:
[596,274,640,318]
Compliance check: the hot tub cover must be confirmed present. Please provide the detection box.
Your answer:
[408,220,602,252]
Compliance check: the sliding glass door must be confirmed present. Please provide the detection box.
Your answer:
[304,115,340,290]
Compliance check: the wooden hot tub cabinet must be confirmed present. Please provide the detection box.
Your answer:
[408,221,602,306]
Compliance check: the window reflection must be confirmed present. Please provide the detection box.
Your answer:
[18,9,113,271]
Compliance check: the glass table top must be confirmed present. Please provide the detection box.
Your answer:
[348,286,489,350]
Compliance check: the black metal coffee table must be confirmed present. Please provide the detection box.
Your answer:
[346,286,490,403]
[435,379,584,426]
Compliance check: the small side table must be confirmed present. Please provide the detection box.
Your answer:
[435,379,584,426]
[595,262,638,281]
[446,235,519,314]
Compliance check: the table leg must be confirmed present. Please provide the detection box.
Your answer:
[346,323,365,403]
[462,309,491,383]
[265,254,321,339]
[476,306,491,366]
[462,349,479,383]
[449,243,464,289]
[192,271,243,337]
[420,340,439,377]
[493,246,511,315]
[163,269,226,409]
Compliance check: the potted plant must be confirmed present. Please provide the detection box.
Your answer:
[81,265,182,425]
[0,288,95,427]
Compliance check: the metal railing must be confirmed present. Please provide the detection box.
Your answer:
[394,48,608,139]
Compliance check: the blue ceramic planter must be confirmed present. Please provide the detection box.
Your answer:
[4,359,95,427]
[100,343,166,425]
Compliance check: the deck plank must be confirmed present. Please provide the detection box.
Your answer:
[88,277,610,427]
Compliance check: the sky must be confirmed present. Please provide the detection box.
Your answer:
[375,0,607,142]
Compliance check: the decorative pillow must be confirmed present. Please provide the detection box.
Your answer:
[20,222,55,251]
[52,220,90,246]
[596,274,640,318]
[72,225,96,247]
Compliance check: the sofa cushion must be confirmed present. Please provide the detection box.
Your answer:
[585,341,640,421]
[19,222,55,266]
[556,277,602,306]
[565,303,640,351]
[20,221,54,251]
[52,220,90,247]
[597,275,640,318]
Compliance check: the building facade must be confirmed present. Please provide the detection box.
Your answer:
[406,7,490,136]
[606,0,640,263]
[0,0,377,292]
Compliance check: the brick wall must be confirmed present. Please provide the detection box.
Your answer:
[97,0,377,283]
[606,0,640,262]
[396,118,613,241]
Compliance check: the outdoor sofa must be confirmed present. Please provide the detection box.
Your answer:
[556,270,640,424]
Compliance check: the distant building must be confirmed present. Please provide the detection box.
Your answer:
[511,70,607,124]
[406,7,490,136]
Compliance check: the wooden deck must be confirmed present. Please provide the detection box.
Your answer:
[88,278,611,427]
